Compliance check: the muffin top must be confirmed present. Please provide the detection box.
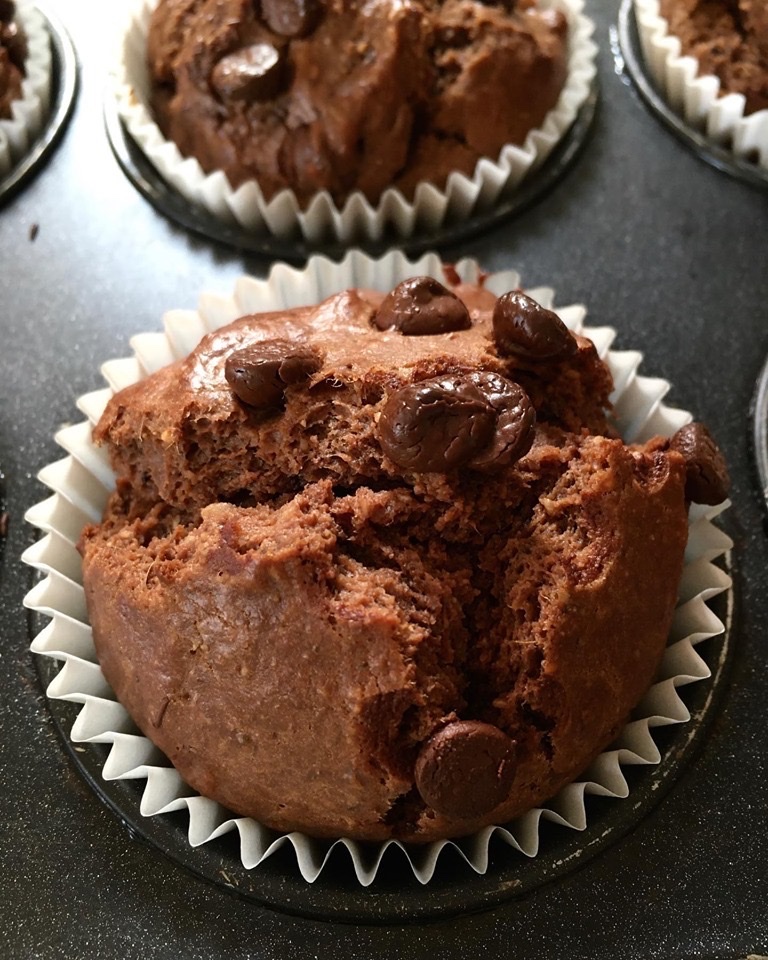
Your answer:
[659,0,768,114]
[147,0,569,205]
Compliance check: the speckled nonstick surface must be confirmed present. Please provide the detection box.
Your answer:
[2,1,768,957]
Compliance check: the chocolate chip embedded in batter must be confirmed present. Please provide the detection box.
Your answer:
[210,44,286,103]
[225,339,322,410]
[1,20,26,72]
[259,0,323,38]
[372,276,472,336]
[492,290,577,361]
[466,371,535,470]
[415,720,517,820]
[669,423,730,505]
[0,1,16,24]
[378,376,496,472]
[378,373,535,473]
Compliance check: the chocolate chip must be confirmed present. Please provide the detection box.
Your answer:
[225,339,322,409]
[211,43,285,103]
[372,277,471,336]
[669,423,730,505]
[259,0,322,38]
[378,373,535,473]
[0,1,16,24]
[464,371,536,470]
[415,720,516,820]
[492,290,577,361]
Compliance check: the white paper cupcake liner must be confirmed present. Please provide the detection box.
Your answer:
[23,250,732,886]
[634,0,768,170]
[0,1,51,177]
[113,0,597,244]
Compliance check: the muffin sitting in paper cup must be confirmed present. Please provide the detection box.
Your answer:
[634,0,768,170]
[78,275,730,842]
[117,0,596,241]
[0,0,51,177]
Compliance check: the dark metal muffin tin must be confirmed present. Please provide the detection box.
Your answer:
[2,1,768,957]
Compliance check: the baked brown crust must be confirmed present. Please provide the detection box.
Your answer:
[146,0,568,205]
[80,278,690,842]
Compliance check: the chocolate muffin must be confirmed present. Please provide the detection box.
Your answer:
[79,277,729,842]
[658,0,768,114]
[0,0,26,119]
[146,0,569,206]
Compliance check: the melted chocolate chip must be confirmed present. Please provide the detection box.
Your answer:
[492,290,577,361]
[211,43,285,102]
[465,371,536,469]
[225,339,322,409]
[372,276,471,336]
[259,0,323,38]
[1,20,26,72]
[378,373,535,473]
[415,721,516,820]
[669,423,730,505]
[0,1,16,24]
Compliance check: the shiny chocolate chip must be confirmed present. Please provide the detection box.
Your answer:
[465,372,535,469]
[1,20,26,71]
[378,373,535,473]
[211,43,285,102]
[372,276,471,336]
[415,720,516,820]
[0,1,16,24]
[225,339,322,410]
[260,0,323,38]
[492,290,577,361]
[669,423,730,505]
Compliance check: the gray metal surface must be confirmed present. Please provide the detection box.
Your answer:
[1,0,767,957]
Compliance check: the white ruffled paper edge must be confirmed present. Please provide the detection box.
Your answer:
[22,249,732,887]
[0,1,51,177]
[634,0,768,169]
[113,0,597,243]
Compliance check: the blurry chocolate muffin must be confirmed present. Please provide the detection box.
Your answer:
[146,0,569,205]
[659,0,768,114]
[79,276,729,842]
[0,0,27,119]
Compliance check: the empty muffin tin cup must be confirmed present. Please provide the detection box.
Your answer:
[112,0,597,246]
[23,250,732,889]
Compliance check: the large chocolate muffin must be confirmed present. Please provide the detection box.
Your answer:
[146,0,569,206]
[0,0,26,119]
[658,0,768,114]
[79,276,729,842]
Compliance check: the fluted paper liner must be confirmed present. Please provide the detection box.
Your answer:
[113,0,597,243]
[634,0,768,171]
[24,250,732,886]
[0,1,51,177]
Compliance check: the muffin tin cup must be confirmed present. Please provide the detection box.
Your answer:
[0,0,52,177]
[632,0,768,175]
[112,0,597,246]
[22,250,733,889]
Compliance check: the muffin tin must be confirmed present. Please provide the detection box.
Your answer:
[2,0,768,957]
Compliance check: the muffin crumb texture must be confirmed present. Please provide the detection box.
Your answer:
[659,0,768,114]
[146,0,569,205]
[79,276,729,842]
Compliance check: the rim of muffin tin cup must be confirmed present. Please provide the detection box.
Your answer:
[623,0,768,188]
[23,250,733,889]
[111,0,598,246]
[0,0,53,184]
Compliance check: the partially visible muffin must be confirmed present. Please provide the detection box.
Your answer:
[658,0,768,114]
[0,0,27,119]
[146,0,569,206]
